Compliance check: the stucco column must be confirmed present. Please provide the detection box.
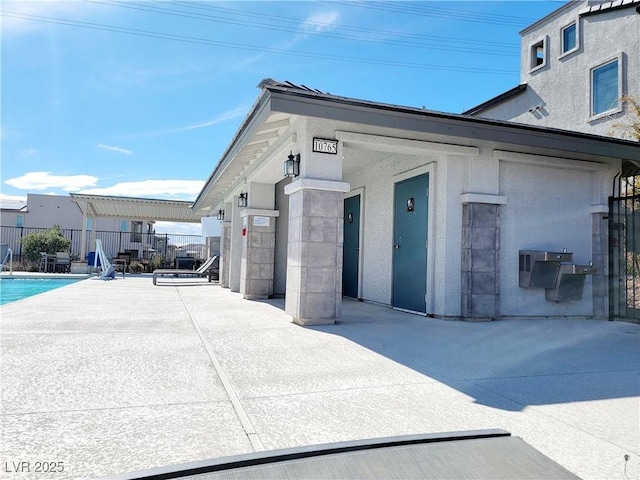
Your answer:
[229,198,243,292]
[219,221,232,288]
[284,179,350,325]
[239,209,279,299]
[460,194,506,321]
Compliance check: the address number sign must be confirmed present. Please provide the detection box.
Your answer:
[312,138,338,154]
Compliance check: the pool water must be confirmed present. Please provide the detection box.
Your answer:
[0,278,81,305]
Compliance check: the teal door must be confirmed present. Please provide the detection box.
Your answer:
[342,195,361,299]
[393,174,429,313]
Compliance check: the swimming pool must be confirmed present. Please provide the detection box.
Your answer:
[0,278,82,305]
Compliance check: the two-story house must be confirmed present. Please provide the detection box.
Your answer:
[1,193,158,261]
[464,0,640,140]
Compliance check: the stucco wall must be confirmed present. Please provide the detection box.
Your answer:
[342,144,610,318]
[274,178,291,296]
[479,4,639,139]
[0,211,22,228]
[344,151,443,310]
[499,158,596,316]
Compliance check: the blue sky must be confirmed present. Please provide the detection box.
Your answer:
[1,0,561,232]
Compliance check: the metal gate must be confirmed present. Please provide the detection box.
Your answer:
[609,171,640,323]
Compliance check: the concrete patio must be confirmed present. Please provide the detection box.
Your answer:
[1,275,638,479]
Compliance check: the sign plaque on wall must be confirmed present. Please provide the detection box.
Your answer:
[253,216,270,227]
[312,138,338,154]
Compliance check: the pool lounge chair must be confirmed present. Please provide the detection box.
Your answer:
[153,255,219,286]
[54,252,71,273]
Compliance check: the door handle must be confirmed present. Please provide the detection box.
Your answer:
[394,244,400,249]
[355,247,360,251]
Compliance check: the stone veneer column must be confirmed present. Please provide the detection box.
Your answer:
[461,200,502,320]
[284,179,350,325]
[591,206,609,318]
[239,209,279,299]
[219,221,232,288]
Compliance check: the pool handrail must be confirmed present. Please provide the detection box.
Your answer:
[0,243,13,274]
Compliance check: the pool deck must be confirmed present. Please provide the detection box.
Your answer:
[1,275,638,479]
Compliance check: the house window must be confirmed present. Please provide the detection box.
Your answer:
[130,221,143,242]
[530,38,546,71]
[87,218,93,231]
[561,22,577,54]
[120,220,127,232]
[591,59,620,116]
[16,215,23,227]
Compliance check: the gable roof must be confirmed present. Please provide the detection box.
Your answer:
[193,78,640,212]
[461,84,528,116]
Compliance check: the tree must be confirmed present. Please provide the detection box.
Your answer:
[610,95,640,141]
[21,225,72,261]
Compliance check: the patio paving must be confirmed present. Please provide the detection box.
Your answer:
[1,275,638,479]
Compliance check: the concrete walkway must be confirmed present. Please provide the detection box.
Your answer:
[1,275,638,479]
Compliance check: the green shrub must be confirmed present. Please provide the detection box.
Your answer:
[148,256,164,271]
[21,226,72,261]
[128,260,143,273]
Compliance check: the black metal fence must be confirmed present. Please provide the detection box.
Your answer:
[609,172,640,323]
[1,226,206,265]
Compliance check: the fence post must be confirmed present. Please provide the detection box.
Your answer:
[19,226,24,258]
[164,234,168,263]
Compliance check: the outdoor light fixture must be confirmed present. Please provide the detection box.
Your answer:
[216,209,225,221]
[238,192,248,208]
[284,151,300,178]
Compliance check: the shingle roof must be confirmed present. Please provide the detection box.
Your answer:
[578,0,640,16]
[257,78,328,95]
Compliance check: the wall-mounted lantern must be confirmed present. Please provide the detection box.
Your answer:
[238,192,248,208]
[216,208,225,221]
[284,151,300,178]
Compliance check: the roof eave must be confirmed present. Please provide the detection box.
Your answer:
[192,87,273,212]
[263,85,640,162]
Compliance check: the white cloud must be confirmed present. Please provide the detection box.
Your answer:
[248,10,340,63]
[79,180,205,199]
[19,148,38,156]
[129,106,247,137]
[4,171,99,191]
[1,1,103,36]
[301,11,340,33]
[0,193,27,202]
[97,144,133,155]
